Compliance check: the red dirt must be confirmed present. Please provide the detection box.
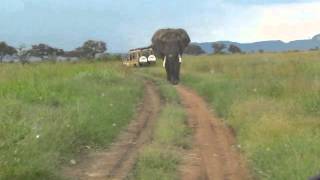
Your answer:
[63,81,161,180]
[177,85,251,180]
[63,82,251,180]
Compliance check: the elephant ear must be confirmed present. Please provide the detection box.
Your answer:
[151,29,168,59]
[151,28,191,58]
[176,28,191,54]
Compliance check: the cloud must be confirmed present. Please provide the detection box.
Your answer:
[0,0,319,52]
[191,0,320,43]
[254,1,320,41]
[183,2,262,43]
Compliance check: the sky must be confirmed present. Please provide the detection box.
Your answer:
[0,0,320,52]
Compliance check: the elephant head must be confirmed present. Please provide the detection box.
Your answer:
[151,28,190,85]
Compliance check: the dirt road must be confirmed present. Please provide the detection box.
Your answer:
[177,86,251,180]
[63,82,250,180]
[63,81,161,180]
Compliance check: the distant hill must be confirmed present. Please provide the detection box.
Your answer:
[195,34,320,53]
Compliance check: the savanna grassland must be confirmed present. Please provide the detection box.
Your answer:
[1,51,319,180]
[180,52,320,179]
[0,62,144,180]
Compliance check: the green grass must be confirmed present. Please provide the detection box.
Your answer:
[181,52,320,179]
[132,79,191,180]
[2,51,319,180]
[0,62,143,180]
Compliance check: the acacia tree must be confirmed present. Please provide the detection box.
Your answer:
[212,42,226,54]
[77,40,107,59]
[0,42,17,62]
[184,44,206,55]
[64,50,83,60]
[29,43,64,60]
[228,44,242,54]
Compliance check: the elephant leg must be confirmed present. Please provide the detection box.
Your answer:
[171,60,180,84]
[165,64,171,82]
[167,61,179,85]
[176,62,181,82]
[164,57,181,85]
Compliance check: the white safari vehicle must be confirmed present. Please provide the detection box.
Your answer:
[123,47,157,67]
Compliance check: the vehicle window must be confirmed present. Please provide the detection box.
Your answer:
[142,51,149,56]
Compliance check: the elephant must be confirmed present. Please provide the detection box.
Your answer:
[151,28,191,85]
[310,174,320,180]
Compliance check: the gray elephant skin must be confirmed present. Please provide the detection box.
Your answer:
[151,28,191,85]
[310,174,320,180]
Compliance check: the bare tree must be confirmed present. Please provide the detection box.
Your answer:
[212,43,226,54]
[0,42,17,62]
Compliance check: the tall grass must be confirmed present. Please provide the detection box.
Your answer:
[182,52,320,179]
[0,62,143,180]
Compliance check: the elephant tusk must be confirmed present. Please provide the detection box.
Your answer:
[179,54,182,63]
[163,56,166,68]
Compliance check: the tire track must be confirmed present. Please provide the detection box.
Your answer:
[63,81,161,180]
[177,85,251,180]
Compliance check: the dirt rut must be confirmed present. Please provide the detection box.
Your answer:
[177,86,250,180]
[63,82,161,180]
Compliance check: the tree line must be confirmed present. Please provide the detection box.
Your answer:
[184,43,243,55]
[0,40,107,63]
[212,43,242,54]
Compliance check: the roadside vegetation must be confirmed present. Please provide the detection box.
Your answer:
[132,79,191,180]
[2,50,319,180]
[181,51,320,179]
[0,62,143,180]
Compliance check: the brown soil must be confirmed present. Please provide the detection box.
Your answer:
[176,85,251,180]
[63,81,161,180]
